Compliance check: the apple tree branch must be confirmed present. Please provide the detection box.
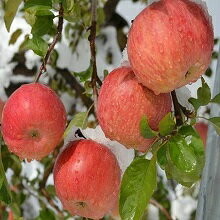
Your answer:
[88,0,102,111]
[35,3,64,83]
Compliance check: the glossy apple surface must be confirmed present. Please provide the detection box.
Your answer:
[97,66,172,152]
[1,83,67,160]
[54,140,121,219]
[128,0,213,94]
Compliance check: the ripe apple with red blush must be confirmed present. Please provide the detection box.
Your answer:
[1,83,67,160]
[97,66,172,152]
[53,139,121,219]
[127,0,214,94]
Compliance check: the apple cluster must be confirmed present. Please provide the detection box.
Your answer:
[0,0,214,219]
[97,0,213,152]
[1,83,121,219]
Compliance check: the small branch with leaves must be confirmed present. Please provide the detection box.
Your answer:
[35,3,64,83]
[88,0,102,111]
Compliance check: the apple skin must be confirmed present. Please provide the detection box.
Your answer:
[127,0,214,94]
[195,122,208,147]
[1,83,67,160]
[53,140,121,219]
[97,67,172,152]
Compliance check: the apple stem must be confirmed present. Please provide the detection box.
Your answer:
[34,3,64,83]
[88,0,102,111]
[171,90,183,126]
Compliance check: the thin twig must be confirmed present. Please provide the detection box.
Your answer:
[35,3,64,83]
[171,90,183,126]
[88,0,102,111]
[150,199,173,220]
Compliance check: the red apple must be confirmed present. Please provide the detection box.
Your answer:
[53,140,121,219]
[1,83,67,160]
[127,0,214,94]
[195,122,208,147]
[97,66,172,152]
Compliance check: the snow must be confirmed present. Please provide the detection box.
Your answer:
[172,195,197,219]
[145,151,153,160]
[148,204,159,220]
[60,92,76,113]
[116,0,146,26]
[22,195,40,219]
[121,47,130,67]
[96,26,122,75]
[21,160,44,181]
[175,86,194,111]
[25,50,41,70]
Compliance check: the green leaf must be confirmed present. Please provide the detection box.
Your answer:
[214,38,219,45]
[208,117,220,135]
[1,211,9,220]
[24,0,52,9]
[188,97,200,112]
[64,3,81,22]
[10,202,21,218]
[24,10,36,25]
[212,51,218,59]
[97,7,105,25]
[83,81,93,97]
[9,29,22,45]
[35,208,56,220]
[188,78,211,111]
[26,5,54,16]
[73,64,93,83]
[24,36,48,57]
[103,69,109,78]
[64,112,88,138]
[158,126,205,185]
[32,16,54,36]
[205,67,212,77]
[197,77,211,105]
[0,136,12,204]
[211,93,220,104]
[157,145,168,170]
[52,0,63,4]
[4,0,23,32]
[63,0,74,12]
[2,152,22,176]
[159,112,175,136]
[46,185,56,197]
[120,157,157,220]
[140,116,158,139]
